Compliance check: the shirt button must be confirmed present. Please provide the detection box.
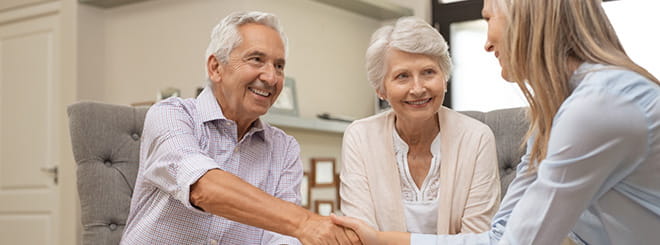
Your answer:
[209,239,218,245]
[225,122,231,126]
[234,147,239,152]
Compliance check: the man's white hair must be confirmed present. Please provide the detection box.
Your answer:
[205,11,288,78]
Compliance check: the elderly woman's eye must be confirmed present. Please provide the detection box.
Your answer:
[423,69,436,75]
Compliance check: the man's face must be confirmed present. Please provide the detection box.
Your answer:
[208,23,286,122]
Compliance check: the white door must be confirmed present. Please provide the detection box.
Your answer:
[0,10,61,245]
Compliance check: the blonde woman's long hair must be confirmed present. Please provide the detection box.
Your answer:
[496,0,660,169]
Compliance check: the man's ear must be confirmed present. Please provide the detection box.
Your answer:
[207,55,223,83]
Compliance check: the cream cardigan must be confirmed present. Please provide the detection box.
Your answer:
[340,107,501,234]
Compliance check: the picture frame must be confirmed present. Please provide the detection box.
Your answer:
[311,158,335,187]
[157,87,180,101]
[270,77,299,116]
[301,172,310,209]
[315,200,334,216]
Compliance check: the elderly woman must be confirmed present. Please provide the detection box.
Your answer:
[339,17,501,236]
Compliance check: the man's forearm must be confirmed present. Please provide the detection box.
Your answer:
[190,169,311,237]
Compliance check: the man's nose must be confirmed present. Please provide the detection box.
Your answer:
[259,64,278,85]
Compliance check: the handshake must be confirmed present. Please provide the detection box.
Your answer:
[294,213,393,245]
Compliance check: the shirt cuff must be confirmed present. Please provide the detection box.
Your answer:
[410,234,438,245]
[175,154,221,214]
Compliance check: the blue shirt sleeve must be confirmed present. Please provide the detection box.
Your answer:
[499,79,648,244]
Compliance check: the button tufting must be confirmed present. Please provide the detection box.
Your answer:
[109,223,118,230]
[131,133,140,141]
[104,160,112,167]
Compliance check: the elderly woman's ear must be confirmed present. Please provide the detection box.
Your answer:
[376,90,387,101]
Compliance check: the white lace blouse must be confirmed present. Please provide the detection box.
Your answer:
[393,129,442,234]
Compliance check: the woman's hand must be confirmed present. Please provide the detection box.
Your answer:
[331,214,410,245]
[330,214,380,244]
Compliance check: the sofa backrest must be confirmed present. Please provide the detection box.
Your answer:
[461,107,529,194]
[67,101,528,244]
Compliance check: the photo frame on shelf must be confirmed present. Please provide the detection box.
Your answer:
[301,172,310,209]
[315,200,334,216]
[270,77,299,116]
[157,87,180,101]
[311,158,335,187]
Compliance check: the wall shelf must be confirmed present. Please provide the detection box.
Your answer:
[79,0,150,8]
[311,0,413,20]
[262,113,350,134]
[80,0,413,20]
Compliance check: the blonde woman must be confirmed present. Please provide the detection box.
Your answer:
[332,0,660,244]
[340,17,501,236]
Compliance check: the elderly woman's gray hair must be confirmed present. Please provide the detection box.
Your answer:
[205,11,288,77]
[366,17,452,94]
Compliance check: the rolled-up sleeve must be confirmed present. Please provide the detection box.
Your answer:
[140,101,220,213]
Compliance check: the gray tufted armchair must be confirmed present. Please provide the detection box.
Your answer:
[67,101,528,245]
[68,102,148,245]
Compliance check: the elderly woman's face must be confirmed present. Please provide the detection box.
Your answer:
[379,49,446,122]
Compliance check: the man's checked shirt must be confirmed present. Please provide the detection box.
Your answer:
[121,86,303,244]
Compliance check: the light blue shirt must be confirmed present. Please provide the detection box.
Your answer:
[412,63,660,245]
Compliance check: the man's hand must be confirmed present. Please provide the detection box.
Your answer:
[295,213,362,245]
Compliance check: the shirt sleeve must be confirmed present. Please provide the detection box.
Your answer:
[340,124,379,228]
[261,136,304,245]
[499,88,648,244]
[140,101,221,214]
[461,128,501,233]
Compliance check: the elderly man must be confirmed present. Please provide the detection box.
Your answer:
[121,11,359,245]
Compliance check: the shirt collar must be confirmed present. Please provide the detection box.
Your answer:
[197,85,226,123]
[197,85,267,140]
